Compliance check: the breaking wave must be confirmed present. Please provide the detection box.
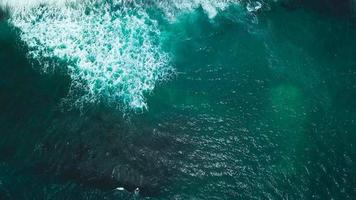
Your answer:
[1,0,242,111]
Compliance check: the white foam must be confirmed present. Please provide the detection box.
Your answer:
[246,1,262,12]
[0,0,76,10]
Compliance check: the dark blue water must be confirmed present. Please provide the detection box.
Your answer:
[0,0,355,199]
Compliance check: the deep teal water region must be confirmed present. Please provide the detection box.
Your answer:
[0,0,355,199]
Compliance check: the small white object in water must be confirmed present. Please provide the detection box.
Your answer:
[115,187,125,191]
[134,187,140,195]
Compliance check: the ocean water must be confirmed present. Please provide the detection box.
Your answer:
[0,0,355,199]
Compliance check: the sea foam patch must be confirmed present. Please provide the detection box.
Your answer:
[2,0,171,111]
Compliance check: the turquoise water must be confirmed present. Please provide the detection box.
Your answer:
[0,0,355,199]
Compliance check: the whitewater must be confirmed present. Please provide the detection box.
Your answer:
[0,0,242,111]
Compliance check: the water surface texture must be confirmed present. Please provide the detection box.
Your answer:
[0,0,355,199]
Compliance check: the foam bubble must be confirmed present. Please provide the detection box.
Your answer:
[5,0,172,111]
